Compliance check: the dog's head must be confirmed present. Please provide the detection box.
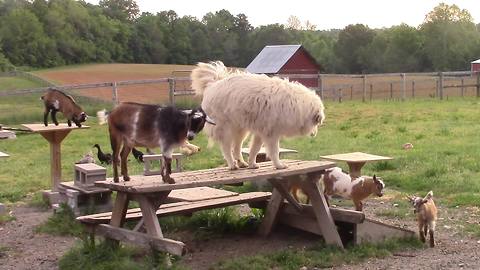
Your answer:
[309,109,325,137]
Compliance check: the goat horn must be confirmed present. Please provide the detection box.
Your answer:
[206,115,216,125]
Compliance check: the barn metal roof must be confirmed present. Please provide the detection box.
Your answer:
[246,45,302,74]
[472,59,480,64]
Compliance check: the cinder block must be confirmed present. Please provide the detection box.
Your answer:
[0,203,6,215]
[74,163,107,187]
[63,188,112,216]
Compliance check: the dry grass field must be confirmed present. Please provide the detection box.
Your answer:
[33,63,196,104]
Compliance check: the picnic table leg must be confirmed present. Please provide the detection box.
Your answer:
[347,161,366,179]
[268,178,303,212]
[133,192,170,233]
[258,186,284,236]
[135,193,170,238]
[300,173,344,248]
[107,192,130,247]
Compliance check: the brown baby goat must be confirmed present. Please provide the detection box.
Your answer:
[408,191,438,247]
[41,88,87,127]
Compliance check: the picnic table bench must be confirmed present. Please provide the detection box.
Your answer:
[78,159,344,255]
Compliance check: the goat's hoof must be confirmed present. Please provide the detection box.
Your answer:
[113,177,119,183]
[248,163,259,169]
[164,176,175,184]
[54,123,59,126]
[228,164,239,170]
[123,176,130,182]
[44,123,48,127]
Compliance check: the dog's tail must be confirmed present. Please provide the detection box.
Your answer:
[191,61,229,95]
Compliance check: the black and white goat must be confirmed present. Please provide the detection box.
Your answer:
[108,102,214,183]
[41,88,87,127]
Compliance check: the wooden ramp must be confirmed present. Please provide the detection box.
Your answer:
[276,202,414,245]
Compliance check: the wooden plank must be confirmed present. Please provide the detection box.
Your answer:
[78,192,272,224]
[0,151,9,158]
[95,224,186,256]
[22,123,89,133]
[60,181,111,194]
[168,187,238,202]
[355,218,415,244]
[300,176,344,248]
[257,188,284,237]
[279,212,322,235]
[95,160,336,193]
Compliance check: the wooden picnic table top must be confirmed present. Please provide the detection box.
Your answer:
[320,152,392,163]
[22,123,89,133]
[0,151,9,158]
[95,159,335,193]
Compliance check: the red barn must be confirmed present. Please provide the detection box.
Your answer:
[246,45,321,88]
[471,59,480,73]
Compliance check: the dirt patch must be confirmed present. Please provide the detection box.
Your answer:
[0,206,76,270]
[1,197,479,270]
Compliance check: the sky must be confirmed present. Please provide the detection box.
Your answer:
[86,0,480,30]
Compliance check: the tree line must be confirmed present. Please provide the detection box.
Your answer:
[0,0,479,74]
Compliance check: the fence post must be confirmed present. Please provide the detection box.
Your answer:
[412,81,415,98]
[338,88,342,103]
[401,73,406,101]
[318,74,324,99]
[476,72,480,98]
[112,82,119,105]
[461,78,465,97]
[362,75,367,102]
[350,85,353,100]
[390,83,393,99]
[438,72,444,100]
[369,84,373,101]
[168,78,175,106]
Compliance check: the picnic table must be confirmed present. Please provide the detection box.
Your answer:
[22,124,89,202]
[84,159,343,255]
[320,152,392,179]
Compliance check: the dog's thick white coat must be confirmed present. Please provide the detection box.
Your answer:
[191,61,325,169]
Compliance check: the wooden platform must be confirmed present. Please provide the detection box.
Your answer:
[96,160,335,193]
[22,123,90,132]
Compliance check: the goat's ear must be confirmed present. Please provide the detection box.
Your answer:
[424,191,433,200]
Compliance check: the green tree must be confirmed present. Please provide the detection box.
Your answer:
[99,0,139,22]
[334,24,375,73]
[420,3,480,71]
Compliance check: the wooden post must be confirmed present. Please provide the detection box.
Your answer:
[390,83,393,99]
[476,72,480,98]
[438,72,444,100]
[39,131,71,192]
[338,88,342,103]
[401,73,406,101]
[412,81,415,98]
[318,74,324,99]
[362,75,367,102]
[350,85,353,100]
[369,84,373,101]
[461,78,465,97]
[168,78,175,106]
[112,82,119,105]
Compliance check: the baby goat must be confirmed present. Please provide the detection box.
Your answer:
[108,102,214,183]
[408,191,438,247]
[41,88,87,127]
[322,167,384,211]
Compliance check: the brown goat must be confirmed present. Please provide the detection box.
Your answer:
[408,191,438,247]
[41,89,87,127]
[290,167,385,211]
[108,102,213,183]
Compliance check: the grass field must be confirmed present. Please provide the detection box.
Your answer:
[1,97,480,206]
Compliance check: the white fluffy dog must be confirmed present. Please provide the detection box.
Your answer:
[191,61,325,170]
